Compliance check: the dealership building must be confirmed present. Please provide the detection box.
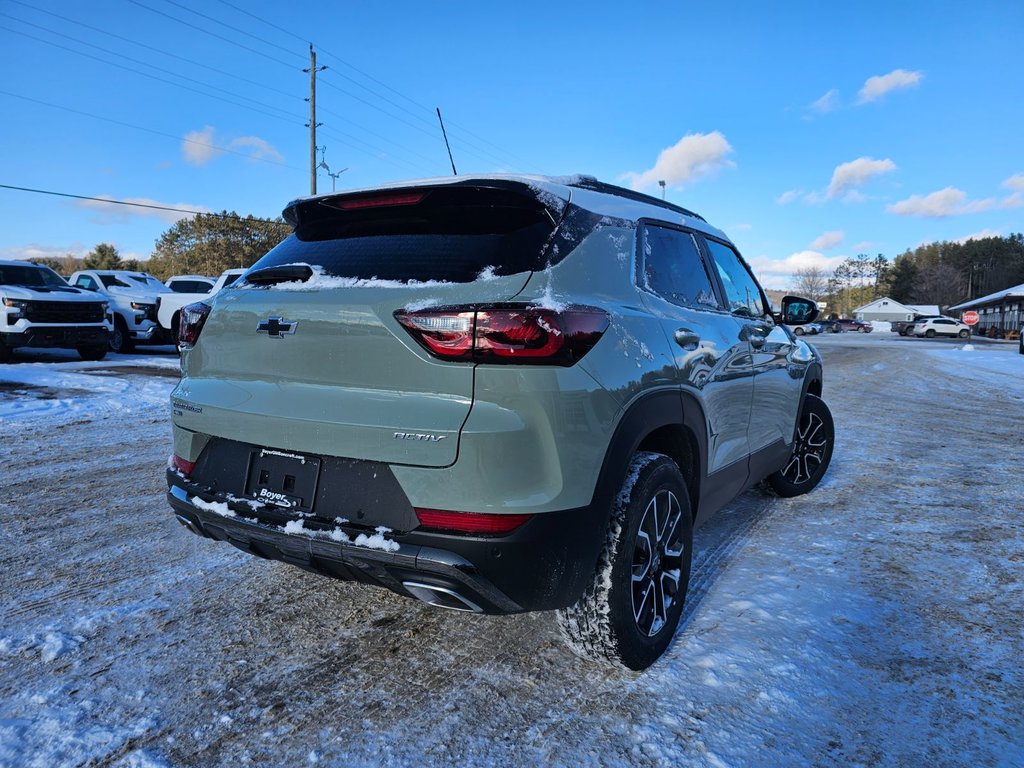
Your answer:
[948,281,1024,336]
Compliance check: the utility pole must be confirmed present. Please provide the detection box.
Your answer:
[304,45,326,195]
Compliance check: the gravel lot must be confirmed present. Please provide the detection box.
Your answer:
[1,336,1022,767]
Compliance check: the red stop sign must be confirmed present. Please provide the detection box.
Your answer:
[962,311,980,325]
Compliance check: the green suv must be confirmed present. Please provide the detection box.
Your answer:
[166,176,832,670]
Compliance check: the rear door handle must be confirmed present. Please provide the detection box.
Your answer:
[674,328,700,350]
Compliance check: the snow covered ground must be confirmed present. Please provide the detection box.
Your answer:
[0,338,1022,767]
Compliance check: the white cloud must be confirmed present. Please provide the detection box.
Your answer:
[74,196,211,224]
[229,136,284,163]
[809,230,844,251]
[857,69,923,104]
[827,157,897,198]
[887,187,996,217]
[0,243,89,261]
[808,89,839,114]
[776,189,801,205]
[851,241,873,252]
[621,132,735,191]
[1002,192,1024,209]
[182,126,223,166]
[1002,173,1024,191]
[955,229,1002,244]
[746,250,847,286]
[182,126,283,166]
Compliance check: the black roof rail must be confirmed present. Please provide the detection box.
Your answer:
[565,176,707,222]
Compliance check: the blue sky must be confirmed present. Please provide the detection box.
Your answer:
[1,0,1021,287]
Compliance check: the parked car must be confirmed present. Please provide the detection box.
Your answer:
[791,322,821,336]
[0,260,112,362]
[157,268,247,339]
[893,315,941,336]
[912,316,971,338]
[165,275,216,294]
[69,269,172,353]
[165,175,833,670]
[835,318,872,333]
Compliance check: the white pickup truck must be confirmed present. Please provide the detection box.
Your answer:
[156,268,246,339]
[1,260,113,362]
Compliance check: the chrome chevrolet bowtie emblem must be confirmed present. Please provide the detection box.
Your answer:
[256,317,297,338]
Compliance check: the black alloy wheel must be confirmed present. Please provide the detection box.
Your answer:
[631,488,686,638]
[766,394,835,497]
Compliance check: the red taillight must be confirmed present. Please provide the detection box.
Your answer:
[415,508,532,535]
[335,192,426,210]
[178,302,211,348]
[395,306,609,366]
[171,454,195,475]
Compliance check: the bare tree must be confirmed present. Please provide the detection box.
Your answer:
[912,262,964,309]
[792,266,828,300]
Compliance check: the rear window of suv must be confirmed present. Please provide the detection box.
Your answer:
[253,186,560,283]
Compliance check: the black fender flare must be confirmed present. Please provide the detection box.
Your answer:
[577,388,709,571]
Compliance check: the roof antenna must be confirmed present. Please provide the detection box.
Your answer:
[436,107,457,176]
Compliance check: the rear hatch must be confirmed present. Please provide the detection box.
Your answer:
[177,181,567,468]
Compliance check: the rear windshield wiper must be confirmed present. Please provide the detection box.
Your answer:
[244,264,313,286]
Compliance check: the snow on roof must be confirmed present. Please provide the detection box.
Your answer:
[949,282,1024,310]
[906,304,941,315]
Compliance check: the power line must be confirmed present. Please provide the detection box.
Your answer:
[0,90,304,171]
[8,0,304,103]
[0,183,290,226]
[125,0,297,70]
[1,23,305,127]
[1,13,299,123]
[157,0,304,61]
[208,0,544,173]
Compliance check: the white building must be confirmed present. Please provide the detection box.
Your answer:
[852,298,941,322]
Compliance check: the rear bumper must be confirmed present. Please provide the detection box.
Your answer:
[166,470,606,614]
[0,325,109,349]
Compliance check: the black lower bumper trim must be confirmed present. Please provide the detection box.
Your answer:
[167,483,523,614]
[166,467,608,614]
[1,326,109,349]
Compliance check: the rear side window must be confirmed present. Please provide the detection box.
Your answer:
[255,186,560,283]
[703,239,765,317]
[641,225,719,310]
[169,280,212,293]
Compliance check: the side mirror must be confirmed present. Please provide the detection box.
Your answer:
[775,295,819,325]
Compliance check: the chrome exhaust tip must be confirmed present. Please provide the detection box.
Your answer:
[402,581,483,613]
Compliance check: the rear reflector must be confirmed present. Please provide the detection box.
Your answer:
[415,508,532,535]
[172,454,195,475]
[395,305,609,366]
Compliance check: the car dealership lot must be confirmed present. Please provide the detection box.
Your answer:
[0,336,1021,767]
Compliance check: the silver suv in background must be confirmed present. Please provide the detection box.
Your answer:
[165,175,834,670]
[0,260,112,362]
[70,270,172,353]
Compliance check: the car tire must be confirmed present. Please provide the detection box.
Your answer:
[0,345,12,364]
[793,326,805,336]
[170,311,181,344]
[77,345,108,361]
[556,452,693,671]
[109,316,135,354]
[765,394,835,498]
[925,329,936,338]
[958,329,969,338]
